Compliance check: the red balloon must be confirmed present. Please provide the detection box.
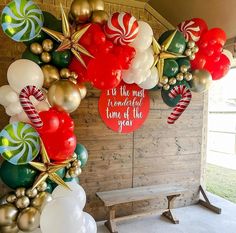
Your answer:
[190,51,207,70]
[87,52,122,90]
[57,110,75,132]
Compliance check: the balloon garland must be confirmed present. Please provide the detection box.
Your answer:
[0,0,232,232]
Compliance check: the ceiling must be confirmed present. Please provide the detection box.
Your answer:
[145,0,236,40]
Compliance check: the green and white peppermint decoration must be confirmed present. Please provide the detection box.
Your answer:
[0,122,40,165]
[1,0,44,42]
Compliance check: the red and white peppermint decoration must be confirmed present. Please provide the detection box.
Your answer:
[167,85,192,124]
[104,12,139,45]
[19,85,45,128]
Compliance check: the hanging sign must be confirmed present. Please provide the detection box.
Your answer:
[99,81,150,133]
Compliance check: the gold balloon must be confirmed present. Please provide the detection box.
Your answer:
[42,39,54,52]
[0,223,19,233]
[0,204,18,226]
[70,0,92,24]
[69,167,81,177]
[168,77,177,85]
[26,189,38,199]
[15,188,26,198]
[41,52,52,63]
[88,0,105,11]
[48,79,82,113]
[31,192,52,212]
[60,68,71,79]
[36,182,47,192]
[91,10,108,24]
[77,83,87,99]
[6,194,17,204]
[190,69,212,93]
[17,207,40,232]
[30,43,43,55]
[15,197,30,209]
[41,65,60,89]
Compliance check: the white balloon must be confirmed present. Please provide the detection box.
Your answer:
[36,101,50,112]
[138,67,159,89]
[40,197,83,233]
[17,111,31,123]
[5,101,23,116]
[143,47,154,69]
[137,21,154,37]
[0,85,18,106]
[80,212,97,233]
[223,49,234,66]
[52,181,86,209]
[7,59,44,93]
[9,115,20,123]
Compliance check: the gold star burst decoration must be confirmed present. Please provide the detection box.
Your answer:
[30,139,72,190]
[152,30,186,79]
[42,4,93,67]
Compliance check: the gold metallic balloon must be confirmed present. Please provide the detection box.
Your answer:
[6,194,17,204]
[0,223,19,233]
[41,65,60,89]
[88,0,105,11]
[48,79,82,113]
[72,159,82,168]
[26,189,38,199]
[176,73,184,81]
[70,0,92,24]
[91,10,108,24]
[15,197,30,209]
[184,72,193,81]
[31,192,52,212]
[77,83,87,99]
[30,43,43,55]
[15,188,26,198]
[160,76,168,85]
[163,84,170,90]
[168,77,177,85]
[0,204,18,226]
[190,69,212,93]
[41,52,52,63]
[60,68,71,79]
[42,39,54,52]
[36,182,47,192]
[17,207,40,232]
[69,167,81,177]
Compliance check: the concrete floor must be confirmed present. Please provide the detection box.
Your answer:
[97,193,236,233]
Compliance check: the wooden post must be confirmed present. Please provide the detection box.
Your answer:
[162,194,180,224]
[105,206,118,233]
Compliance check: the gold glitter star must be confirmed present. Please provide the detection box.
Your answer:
[152,30,186,80]
[30,139,72,190]
[42,4,93,67]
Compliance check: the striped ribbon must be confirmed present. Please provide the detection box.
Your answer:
[19,86,45,128]
[167,85,192,124]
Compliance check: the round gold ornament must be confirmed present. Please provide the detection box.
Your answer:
[15,188,26,198]
[160,76,169,85]
[77,83,87,99]
[48,79,82,113]
[36,182,47,192]
[15,196,30,209]
[30,43,43,55]
[31,192,52,212]
[190,69,212,93]
[176,73,184,81]
[6,194,17,204]
[91,10,108,24]
[168,77,177,85]
[26,189,38,199]
[163,84,170,91]
[42,39,54,52]
[189,54,196,60]
[17,207,40,232]
[70,0,92,24]
[41,65,60,89]
[0,204,18,226]
[69,167,82,177]
[184,72,193,81]
[184,48,192,57]
[192,46,199,53]
[88,0,105,11]
[72,160,82,168]
[180,65,188,73]
[41,52,52,63]
[60,68,71,79]
[0,223,19,233]
[187,41,195,49]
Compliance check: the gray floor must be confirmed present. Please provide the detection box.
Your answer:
[97,193,236,233]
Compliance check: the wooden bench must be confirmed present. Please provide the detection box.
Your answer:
[96,185,187,233]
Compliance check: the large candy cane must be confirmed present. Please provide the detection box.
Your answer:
[167,85,192,124]
[19,86,45,128]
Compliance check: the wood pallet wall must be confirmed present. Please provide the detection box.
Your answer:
[0,0,207,220]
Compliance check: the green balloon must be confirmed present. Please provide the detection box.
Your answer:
[0,161,39,189]
[75,144,88,168]
[45,183,54,194]
[47,168,66,184]
[63,177,74,183]
[43,11,62,32]
[24,31,48,46]
[158,30,186,54]
[22,49,43,66]
[52,50,72,68]
[163,59,179,77]
[161,80,190,107]
[177,58,191,70]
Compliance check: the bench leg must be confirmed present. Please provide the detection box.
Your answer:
[105,206,118,233]
[162,194,180,224]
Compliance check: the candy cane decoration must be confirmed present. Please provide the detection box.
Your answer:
[19,86,45,128]
[167,85,192,124]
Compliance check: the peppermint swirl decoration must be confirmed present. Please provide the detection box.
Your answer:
[1,0,44,42]
[0,122,40,165]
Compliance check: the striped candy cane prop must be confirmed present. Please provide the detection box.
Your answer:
[167,85,192,124]
[19,86,45,128]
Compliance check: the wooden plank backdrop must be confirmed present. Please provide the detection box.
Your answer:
[0,0,207,221]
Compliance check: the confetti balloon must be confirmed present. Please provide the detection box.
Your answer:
[0,122,40,165]
[1,0,44,42]
[104,12,139,45]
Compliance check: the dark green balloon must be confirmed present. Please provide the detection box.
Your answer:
[43,11,62,32]
[24,31,48,46]
[75,144,88,168]
[45,183,54,194]
[161,80,190,107]
[158,30,186,54]
[52,50,72,68]
[177,58,191,70]
[63,177,74,183]
[22,49,43,66]
[163,59,179,77]
[47,168,66,184]
[0,161,39,189]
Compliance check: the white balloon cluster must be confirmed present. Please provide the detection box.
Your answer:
[122,21,159,89]
[40,181,97,233]
[0,59,49,123]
